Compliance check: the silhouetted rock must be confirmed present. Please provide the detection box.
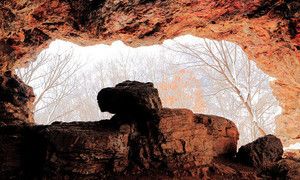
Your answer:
[237,135,283,168]
[0,108,241,178]
[269,159,300,179]
[97,81,162,117]
[1,79,294,179]
[0,71,35,124]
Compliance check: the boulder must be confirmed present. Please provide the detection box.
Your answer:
[270,159,300,179]
[97,81,162,117]
[158,108,239,175]
[237,135,283,168]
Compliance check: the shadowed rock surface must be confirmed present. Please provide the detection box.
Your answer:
[0,71,34,124]
[237,134,284,168]
[268,159,300,179]
[0,110,240,179]
[0,80,299,179]
[97,81,162,117]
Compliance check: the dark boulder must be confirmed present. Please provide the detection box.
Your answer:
[237,134,283,168]
[97,81,162,117]
[269,159,300,179]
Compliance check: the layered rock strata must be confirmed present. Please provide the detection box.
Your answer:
[0,81,299,179]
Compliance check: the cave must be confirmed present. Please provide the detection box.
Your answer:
[0,0,299,179]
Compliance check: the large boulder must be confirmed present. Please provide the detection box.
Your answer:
[237,135,283,168]
[158,108,239,175]
[97,81,162,117]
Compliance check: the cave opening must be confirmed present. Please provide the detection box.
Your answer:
[1,1,299,178]
[16,35,282,146]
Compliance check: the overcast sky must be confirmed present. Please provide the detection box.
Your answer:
[44,35,205,70]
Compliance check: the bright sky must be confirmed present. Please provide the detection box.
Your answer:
[284,143,300,150]
[45,35,203,68]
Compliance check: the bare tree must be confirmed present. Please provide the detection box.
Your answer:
[157,69,206,112]
[92,48,206,116]
[16,48,82,124]
[165,39,280,141]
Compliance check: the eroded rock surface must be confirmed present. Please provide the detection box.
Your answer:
[0,71,34,124]
[97,81,239,176]
[0,80,299,179]
[237,134,284,168]
[0,110,240,179]
[158,109,239,176]
[40,121,131,179]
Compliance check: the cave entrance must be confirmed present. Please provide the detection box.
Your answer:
[16,35,281,146]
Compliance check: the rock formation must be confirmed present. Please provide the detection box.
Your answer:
[0,80,299,179]
[0,0,299,145]
[269,159,300,179]
[0,71,35,124]
[97,81,239,176]
[237,134,283,168]
[97,81,162,117]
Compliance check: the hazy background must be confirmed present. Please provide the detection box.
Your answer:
[16,35,282,146]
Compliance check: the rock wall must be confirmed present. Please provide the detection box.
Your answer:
[0,108,297,179]
[0,0,299,144]
[0,71,34,124]
[0,109,239,179]
[159,109,238,176]
[0,80,299,179]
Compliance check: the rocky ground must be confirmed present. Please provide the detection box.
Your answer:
[0,81,299,179]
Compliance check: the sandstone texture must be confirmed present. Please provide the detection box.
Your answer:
[0,80,299,179]
[0,122,131,179]
[0,0,299,145]
[2,123,298,179]
[40,121,131,179]
[158,109,239,176]
[97,81,239,176]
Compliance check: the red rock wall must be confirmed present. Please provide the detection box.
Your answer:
[159,109,238,176]
[0,108,239,179]
[0,0,299,145]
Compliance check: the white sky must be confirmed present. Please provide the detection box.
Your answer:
[45,35,202,68]
[284,143,300,150]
